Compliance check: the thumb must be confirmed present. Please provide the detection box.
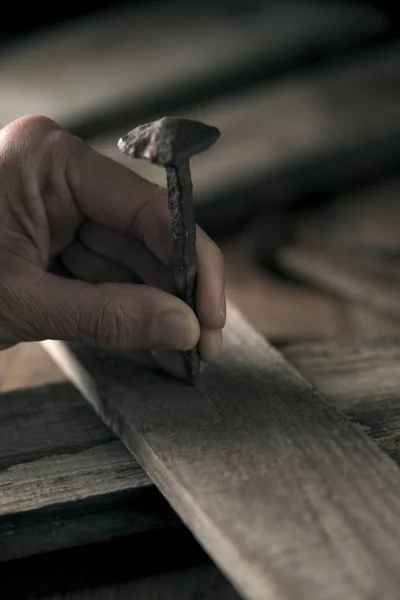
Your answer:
[21,274,200,352]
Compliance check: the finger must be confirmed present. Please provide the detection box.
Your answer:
[62,241,136,284]
[68,142,226,329]
[79,221,225,330]
[79,221,173,292]
[195,228,226,330]
[67,140,174,266]
[199,328,223,362]
[13,271,200,352]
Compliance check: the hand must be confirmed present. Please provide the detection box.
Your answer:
[0,116,225,379]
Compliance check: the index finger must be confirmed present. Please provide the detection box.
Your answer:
[68,138,226,330]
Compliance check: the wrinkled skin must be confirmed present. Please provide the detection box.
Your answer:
[0,116,226,379]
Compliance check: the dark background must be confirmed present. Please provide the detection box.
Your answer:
[0,0,398,39]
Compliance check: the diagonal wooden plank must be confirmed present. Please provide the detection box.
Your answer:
[277,336,400,463]
[0,0,388,133]
[43,304,400,600]
[1,333,400,561]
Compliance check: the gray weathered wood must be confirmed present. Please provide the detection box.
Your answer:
[292,175,400,253]
[2,332,400,561]
[0,382,178,561]
[93,41,400,232]
[43,304,400,600]
[0,0,387,132]
[277,336,400,464]
[278,246,400,322]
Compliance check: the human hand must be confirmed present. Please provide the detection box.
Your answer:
[0,116,225,379]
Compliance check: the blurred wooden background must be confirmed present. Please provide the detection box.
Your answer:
[1,0,400,597]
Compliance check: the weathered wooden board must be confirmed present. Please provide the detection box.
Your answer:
[277,336,400,463]
[0,381,178,562]
[292,175,400,253]
[43,304,400,600]
[221,239,349,338]
[2,330,400,562]
[0,0,387,133]
[93,41,400,233]
[278,246,400,323]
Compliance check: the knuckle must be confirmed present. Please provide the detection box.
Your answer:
[16,114,60,133]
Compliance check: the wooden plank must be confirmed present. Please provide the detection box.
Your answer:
[277,246,400,323]
[43,303,400,600]
[292,175,400,253]
[93,41,400,233]
[344,305,400,337]
[0,381,178,562]
[2,332,400,561]
[0,0,387,133]
[221,239,349,338]
[277,336,400,463]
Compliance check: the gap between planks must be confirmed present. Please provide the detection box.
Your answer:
[0,333,399,560]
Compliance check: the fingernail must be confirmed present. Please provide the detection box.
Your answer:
[220,293,226,322]
[151,311,196,350]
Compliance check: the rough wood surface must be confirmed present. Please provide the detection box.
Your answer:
[43,304,400,600]
[94,41,400,233]
[278,336,400,463]
[1,332,400,561]
[0,381,178,562]
[0,0,387,132]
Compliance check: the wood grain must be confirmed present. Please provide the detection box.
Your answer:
[0,0,387,132]
[0,381,178,561]
[43,304,400,600]
[278,336,400,463]
[1,332,400,561]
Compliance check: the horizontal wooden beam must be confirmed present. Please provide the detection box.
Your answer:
[2,331,400,561]
[43,304,400,600]
[278,246,400,322]
[0,0,387,133]
[94,42,400,234]
[0,382,178,562]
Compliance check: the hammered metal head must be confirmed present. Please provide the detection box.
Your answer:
[117,116,220,166]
